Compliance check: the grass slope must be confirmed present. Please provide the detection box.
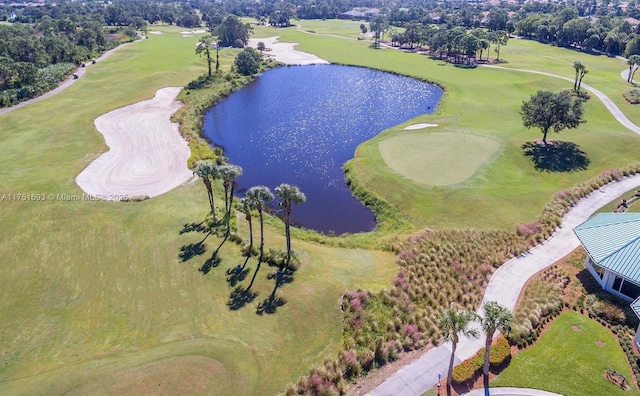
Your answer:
[253,22,640,229]
[492,311,638,396]
[0,25,397,395]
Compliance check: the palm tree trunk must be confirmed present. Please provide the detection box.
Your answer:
[447,341,457,396]
[285,209,291,265]
[247,215,253,253]
[483,333,493,396]
[203,178,216,223]
[258,209,265,261]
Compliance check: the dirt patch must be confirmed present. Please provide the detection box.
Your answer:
[596,340,605,347]
[572,325,581,331]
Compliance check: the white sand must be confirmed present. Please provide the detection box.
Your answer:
[404,123,438,130]
[149,31,163,35]
[248,36,329,65]
[76,87,193,200]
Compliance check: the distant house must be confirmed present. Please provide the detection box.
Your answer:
[574,213,640,346]
[338,8,379,21]
[338,9,365,20]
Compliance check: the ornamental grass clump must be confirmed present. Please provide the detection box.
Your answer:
[507,268,567,347]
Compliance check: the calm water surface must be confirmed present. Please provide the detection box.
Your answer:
[203,65,442,234]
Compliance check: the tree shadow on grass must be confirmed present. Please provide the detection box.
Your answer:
[256,295,287,315]
[522,141,590,172]
[179,221,209,235]
[179,242,207,262]
[228,286,258,310]
[226,264,250,287]
[198,234,229,274]
[256,269,295,315]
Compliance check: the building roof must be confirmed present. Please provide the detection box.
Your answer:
[631,296,640,319]
[574,212,640,283]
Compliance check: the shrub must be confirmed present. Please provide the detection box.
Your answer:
[623,89,640,104]
[452,353,483,384]
[489,335,511,366]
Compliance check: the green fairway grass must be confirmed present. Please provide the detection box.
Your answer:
[378,131,501,186]
[0,25,397,395]
[492,312,637,396]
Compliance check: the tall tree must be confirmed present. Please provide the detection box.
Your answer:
[493,30,509,61]
[274,183,306,266]
[215,15,252,47]
[218,164,242,235]
[245,186,274,290]
[370,14,388,48]
[627,54,640,83]
[246,186,274,262]
[478,301,512,395]
[237,197,256,258]
[520,90,585,145]
[573,60,588,90]
[438,306,479,396]
[195,34,215,77]
[193,161,219,223]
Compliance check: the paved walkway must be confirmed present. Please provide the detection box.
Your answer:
[368,65,640,396]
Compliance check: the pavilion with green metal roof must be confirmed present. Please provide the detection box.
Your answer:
[574,212,640,347]
[574,212,640,302]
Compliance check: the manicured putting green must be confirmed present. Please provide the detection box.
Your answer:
[378,131,500,186]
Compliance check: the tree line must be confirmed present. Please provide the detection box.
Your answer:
[0,14,130,107]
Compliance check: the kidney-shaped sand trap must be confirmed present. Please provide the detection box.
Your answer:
[76,87,193,200]
[378,131,500,186]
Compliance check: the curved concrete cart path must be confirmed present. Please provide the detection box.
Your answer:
[76,87,193,200]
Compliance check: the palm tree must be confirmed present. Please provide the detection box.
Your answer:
[236,197,256,263]
[218,164,242,235]
[245,186,273,290]
[195,34,215,77]
[438,306,479,396]
[573,60,583,90]
[628,55,640,83]
[245,186,274,262]
[274,183,306,266]
[478,301,512,396]
[193,161,219,223]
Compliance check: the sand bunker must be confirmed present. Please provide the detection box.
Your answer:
[248,36,329,65]
[149,31,163,35]
[76,87,192,200]
[404,123,438,130]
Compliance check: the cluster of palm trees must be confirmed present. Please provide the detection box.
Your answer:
[193,160,306,288]
[627,55,640,83]
[438,301,513,396]
[572,60,588,91]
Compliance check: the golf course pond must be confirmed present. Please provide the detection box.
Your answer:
[203,64,443,234]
